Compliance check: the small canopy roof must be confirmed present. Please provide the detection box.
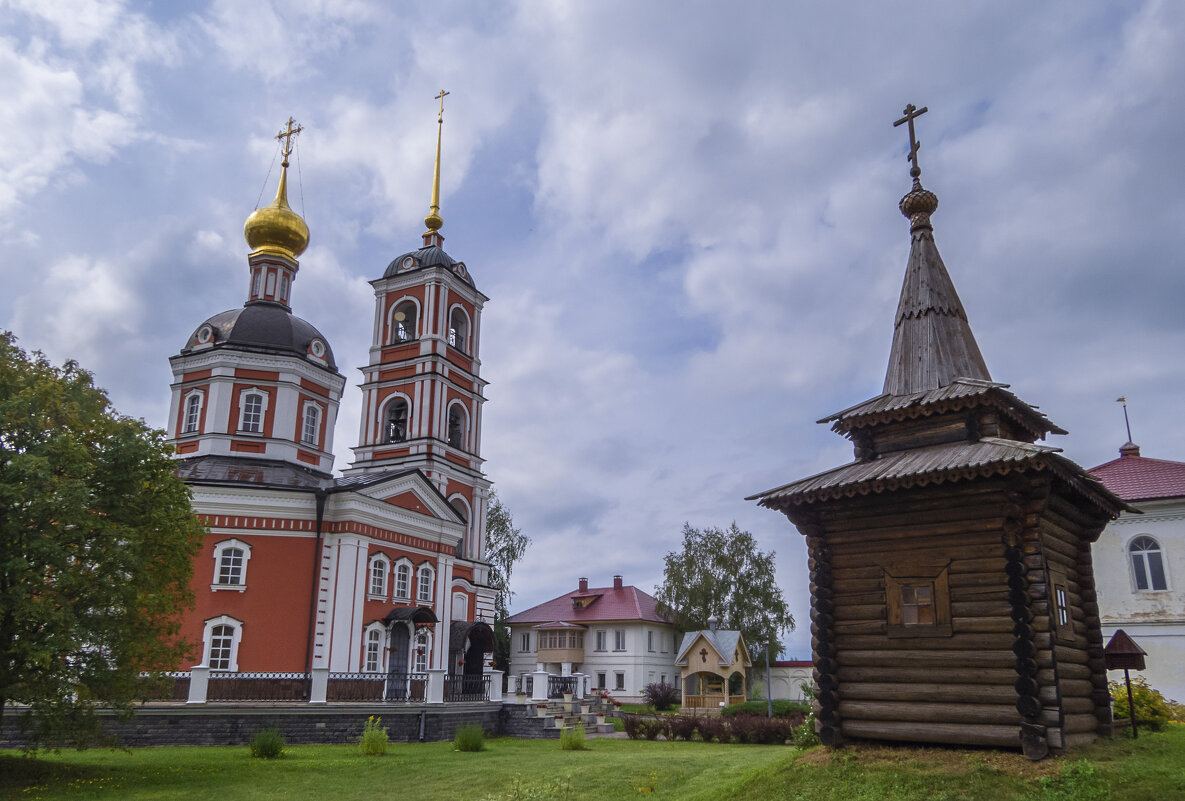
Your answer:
[383,606,437,626]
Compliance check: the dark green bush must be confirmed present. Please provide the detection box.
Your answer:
[641,681,680,712]
[721,699,809,718]
[453,724,485,752]
[249,727,285,759]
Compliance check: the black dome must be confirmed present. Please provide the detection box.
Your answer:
[181,302,338,371]
[383,245,474,287]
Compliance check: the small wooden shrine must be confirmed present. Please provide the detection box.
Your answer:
[674,618,752,712]
[749,105,1130,759]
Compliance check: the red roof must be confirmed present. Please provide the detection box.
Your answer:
[1089,444,1185,502]
[506,582,670,625]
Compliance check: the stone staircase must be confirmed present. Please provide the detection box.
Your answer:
[501,698,616,739]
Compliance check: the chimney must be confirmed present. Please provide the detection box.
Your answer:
[613,575,623,590]
[578,577,588,592]
[1120,441,1141,458]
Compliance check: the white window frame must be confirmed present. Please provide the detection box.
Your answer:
[382,394,412,444]
[413,627,432,673]
[301,400,321,447]
[452,592,468,621]
[647,630,654,652]
[202,615,243,671]
[614,671,625,691]
[182,390,204,435]
[237,387,269,434]
[265,270,276,296]
[251,270,262,298]
[364,623,386,673]
[447,304,471,352]
[520,632,531,652]
[613,629,626,651]
[280,273,290,302]
[211,538,251,591]
[595,630,606,652]
[368,554,389,600]
[388,297,421,344]
[1129,535,1170,591]
[393,559,412,600]
[417,563,435,604]
[445,402,468,450]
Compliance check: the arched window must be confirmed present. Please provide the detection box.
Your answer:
[302,402,321,446]
[183,391,203,434]
[390,300,418,343]
[394,561,412,599]
[447,404,466,450]
[417,564,435,603]
[202,615,243,671]
[251,270,262,298]
[238,388,268,434]
[413,627,431,673]
[1130,536,1168,591]
[369,554,388,598]
[449,497,469,558]
[448,307,469,352]
[364,625,385,672]
[384,398,410,443]
[280,273,290,302]
[212,539,251,590]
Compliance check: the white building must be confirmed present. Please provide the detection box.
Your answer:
[1090,442,1185,702]
[505,576,680,701]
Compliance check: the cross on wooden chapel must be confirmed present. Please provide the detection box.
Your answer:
[893,103,928,179]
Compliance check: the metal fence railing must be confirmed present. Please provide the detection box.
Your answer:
[384,672,428,702]
[206,672,309,702]
[548,675,577,699]
[444,673,490,702]
[137,672,191,702]
[326,673,386,702]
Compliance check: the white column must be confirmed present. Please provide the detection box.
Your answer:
[434,556,453,669]
[488,670,504,702]
[187,666,209,704]
[573,673,584,700]
[426,668,447,704]
[531,670,549,702]
[309,667,329,704]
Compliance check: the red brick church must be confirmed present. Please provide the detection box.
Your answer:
[164,113,496,689]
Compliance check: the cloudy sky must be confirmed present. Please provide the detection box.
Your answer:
[3,0,1183,657]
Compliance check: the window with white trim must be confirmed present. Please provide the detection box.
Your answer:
[394,561,411,599]
[417,564,435,603]
[183,391,203,434]
[280,273,289,302]
[647,630,654,652]
[202,615,243,671]
[390,300,418,343]
[452,592,468,620]
[446,404,466,449]
[1130,536,1168,591]
[301,402,321,446]
[364,624,385,672]
[238,388,268,434]
[520,632,531,652]
[212,539,251,590]
[595,630,606,652]
[369,554,388,599]
[614,672,625,691]
[613,629,625,651]
[384,397,410,443]
[448,306,469,353]
[413,627,431,672]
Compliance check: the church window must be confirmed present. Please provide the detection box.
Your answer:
[238,389,268,434]
[885,566,951,637]
[212,539,251,590]
[417,564,435,603]
[394,561,411,599]
[265,270,276,296]
[384,398,410,443]
[364,625,385,672]
[447,404,466,449]
[1130,536,1168,591]
[301,402,321,446]
[369,555,388,599]
[413,628,431,673]
[280,273,289,302]
[183,392,203,434]
[391,301,418,343]
[449,497,469,557]
[448,307,469,352]
[251,270,261,298]
[452,592,467,620]
[202,615,243,671]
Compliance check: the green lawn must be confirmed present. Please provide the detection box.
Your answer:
[3,726,1183,801]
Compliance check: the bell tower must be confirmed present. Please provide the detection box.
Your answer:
[346,92,492,588]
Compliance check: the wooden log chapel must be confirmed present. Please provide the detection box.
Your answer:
[749,104,1131,759]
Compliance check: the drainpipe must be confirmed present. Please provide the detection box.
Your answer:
[304,487,328,695]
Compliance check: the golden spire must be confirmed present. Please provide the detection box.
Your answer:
[424,90,449,235]
[244,117,310,260]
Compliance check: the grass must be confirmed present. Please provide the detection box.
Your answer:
[2,725,1182,801]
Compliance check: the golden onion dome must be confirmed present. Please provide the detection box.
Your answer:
[244,162,309,260]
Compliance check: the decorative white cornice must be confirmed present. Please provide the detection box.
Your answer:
[170,348,345,391]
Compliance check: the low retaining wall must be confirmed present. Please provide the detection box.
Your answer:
[0,703,502,748]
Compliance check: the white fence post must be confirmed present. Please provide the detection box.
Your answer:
[309,667,329,704]
[187,666,209,704]
[573,672,584,700]
[426,669,447,704]
[488,670,504,702]
[531,670,549,702]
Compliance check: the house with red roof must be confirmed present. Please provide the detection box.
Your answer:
[504,576,680,701]
[1090,441,1185,702]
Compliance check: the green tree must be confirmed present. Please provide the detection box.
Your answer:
[656,522,794,659]
[485,491,530,673]
[0,332,205,748]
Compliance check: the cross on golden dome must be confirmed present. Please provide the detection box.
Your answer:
[275,117,303,166]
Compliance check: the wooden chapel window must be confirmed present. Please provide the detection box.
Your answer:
[885,565,951,638]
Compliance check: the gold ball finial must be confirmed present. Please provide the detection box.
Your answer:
[244,118,310,259]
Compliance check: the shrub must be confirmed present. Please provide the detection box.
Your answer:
[249,727,285,759]
[453,723,485,752]
[667,714,699,741]
[359,715,389,756]
[641,682,680,712]
[721,699,809,718]
[559,723,587,750]
[696,715,730,743]
[793,713,820,747]
[1110,677,1171,732]
[622,714,645,739]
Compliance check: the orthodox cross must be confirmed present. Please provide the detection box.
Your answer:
[699,648,708,663]
[435,89,450,124]
[893,103,928,179]
[275,117,303,164]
